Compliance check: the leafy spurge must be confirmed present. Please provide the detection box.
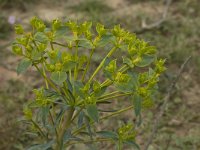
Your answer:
[13,17,165,150]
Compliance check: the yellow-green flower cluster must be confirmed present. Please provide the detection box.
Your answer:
[33,88,52,107]
[118,124,136,141]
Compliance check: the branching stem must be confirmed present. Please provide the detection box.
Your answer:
[88,47,117,83]
[72,105,133,136]
[82,48,95,82]
[56,107,75,150]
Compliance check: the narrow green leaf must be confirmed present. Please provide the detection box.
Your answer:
[64,130,83,143]
[86,104,99,122]
[50,71,67,85]
[127,71,139,91]
[124,140,140,150]
[78,111,84,128]
[55,107,65,125]
[17,58,32,75]
[73,81,84,98]
[85,115,94,139]
[97,131,118,140]
[43,89,60,99]
[40,107,49,126]
[98,109,119,112]
[27,140,54,150]
[133,94,142,117]
[66,77,73,93]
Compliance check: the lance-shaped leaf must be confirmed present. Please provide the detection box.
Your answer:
[17,58,32,75]
[78,111,85,128]
[27,140,54,150]
[132,94,142,117]
[86,104,99,122]
[40,106,49,126]
[73,81,85,98]
[63,130,83,143]
[124,140,140,150]
[50,71,67,85]
[97,131,118,140]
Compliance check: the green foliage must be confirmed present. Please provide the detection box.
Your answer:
[17,58,32,75]
[50,71,67,85]
[13,17,165,149]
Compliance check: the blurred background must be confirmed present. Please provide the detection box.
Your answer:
[0,0,200,149]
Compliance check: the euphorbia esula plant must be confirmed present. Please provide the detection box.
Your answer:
[13,17,165,150]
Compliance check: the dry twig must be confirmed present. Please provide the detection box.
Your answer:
[141,0,172,30]
[144,56,192,150]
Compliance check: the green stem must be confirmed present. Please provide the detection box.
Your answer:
[76,92,130,106]
[74,41,79,80]
[42,63,59,143]
[56,107,74,150]
[64,138,113,147]
[100,65,129,88]
[100,105,133,120]
[98,91,121,99]
[32,40,39,50]
[82,48,95,82]
[42,62,49,89]
[71,108,83,123]
[72,105,133,136]
[118,64,129,72]
[97,93,132,103]
[88,47,117,83]
[69,70,72,82]
[118,140,123,150]
[49,110,59,139]
[63,82,74,104]
[86,64,130,99]
[50,41,55,50]
[34,64,60,94]
[31,119,46,138]
[52,41,68,47]
[61,87,70,104]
